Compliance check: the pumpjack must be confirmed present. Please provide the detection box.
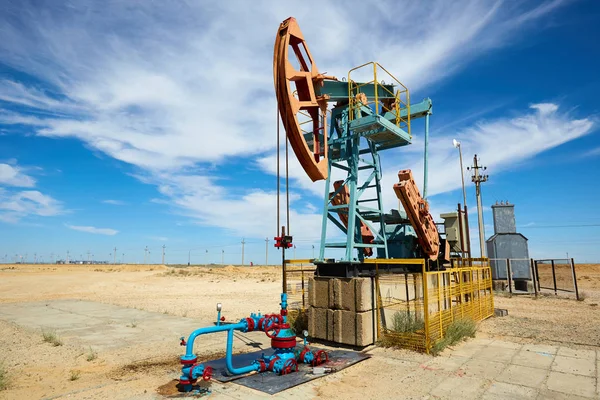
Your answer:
[274,17,449,277]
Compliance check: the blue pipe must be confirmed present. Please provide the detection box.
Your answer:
[183,321,247,359]
[225,329,260,374]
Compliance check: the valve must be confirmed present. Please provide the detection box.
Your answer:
[202,366,213,381]
[264,322,281,339]
[180,336,187,346]
[312,349,329,366]
[281,358,298,375]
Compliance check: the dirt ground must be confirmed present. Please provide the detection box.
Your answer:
[0,263,599,399]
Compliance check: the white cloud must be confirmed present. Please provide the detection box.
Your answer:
[102,199,126,205]
[376,103,595,212]
[0,163,36,187]
[0,189,64,222]
[65,224,118,236]
[0,1,575,237]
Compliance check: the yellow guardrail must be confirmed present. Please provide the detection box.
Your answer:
[374,258,494,353]
[347,62,411,137]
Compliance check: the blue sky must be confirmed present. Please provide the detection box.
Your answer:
[1,0,599,264]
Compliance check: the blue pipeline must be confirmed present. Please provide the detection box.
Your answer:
[182,321,247,360]
[225,329,261,374]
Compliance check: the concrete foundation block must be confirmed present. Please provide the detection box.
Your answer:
[332,309,374,346]
[308,306,328,340]
[308,277,332,309]
[492,280,507,292]
[356,310,374,346]
[326,309,335,342]
[332,278,352,311]
[333,277,373,312]
[355,278,373,312]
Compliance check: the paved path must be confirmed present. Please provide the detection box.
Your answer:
[205,337,599,399]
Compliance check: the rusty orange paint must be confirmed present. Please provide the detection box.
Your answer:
[274,17,333,182]
[393,170,442,261]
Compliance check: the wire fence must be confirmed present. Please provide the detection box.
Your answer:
[283,259,316,311]
[375,258,494,354]
[533,258,580,300]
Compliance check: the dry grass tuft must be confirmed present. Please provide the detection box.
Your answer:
[42,329,63,346]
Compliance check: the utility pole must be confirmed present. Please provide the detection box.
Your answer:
[50,252,54,264]
[241,238,245,266]
[34,252,37,264]
[221,249,224,265]
[122,253,125,264]
[188,250,191,266]
[265,237,269,265]
[87,250,90,263]
[114,247,117,264]
[312,245,315,259]
[162,245,166,265]
[205,249,208,267]
[66,250,70,264]
[293,245,296,259]
[144,246,148,264]
[468,154,489,258]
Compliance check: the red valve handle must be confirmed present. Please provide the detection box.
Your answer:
[265,323,281,339]
[202,366,213,381]
[281,358,298,375]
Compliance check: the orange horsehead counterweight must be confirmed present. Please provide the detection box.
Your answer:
[274,17,336,182]
[393,170,445,261]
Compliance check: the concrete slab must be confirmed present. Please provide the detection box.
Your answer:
[512,349,554,369]
[481,382,538,400]
[472,345,519,364]
[461,358,507,380]
[556,347,597,361]
[496,365,548,388]
[450,343,486,358]
[521,343,558,355]
[430,376,489,399]
[537,389,592,400]
[0,300,216,350]
[490,340,522,350]
[552,355,596,377]
[545,371,597,398]
[425,354,469,372]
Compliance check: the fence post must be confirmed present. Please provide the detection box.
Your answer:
[506,258,513,295]
[530,258,538,297]
[551,260,557,295]
[534,260,541,291]
[301,263,305,310]
[570,258,580,301]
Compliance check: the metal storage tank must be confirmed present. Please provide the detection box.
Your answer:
[486,202,531,282]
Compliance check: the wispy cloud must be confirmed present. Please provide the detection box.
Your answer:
[102,199,126,206]
[0,1,575,237]
[0,189,64,223]
[65,224,118,236]
[0,163,36,187]
[582,146,600,158]
[378,103,595,207]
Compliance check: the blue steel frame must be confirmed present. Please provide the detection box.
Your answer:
[318,97,432,263]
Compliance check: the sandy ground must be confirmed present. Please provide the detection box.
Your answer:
[0,263,599,399]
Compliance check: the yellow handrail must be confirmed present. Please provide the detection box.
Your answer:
[347,61,411,137]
